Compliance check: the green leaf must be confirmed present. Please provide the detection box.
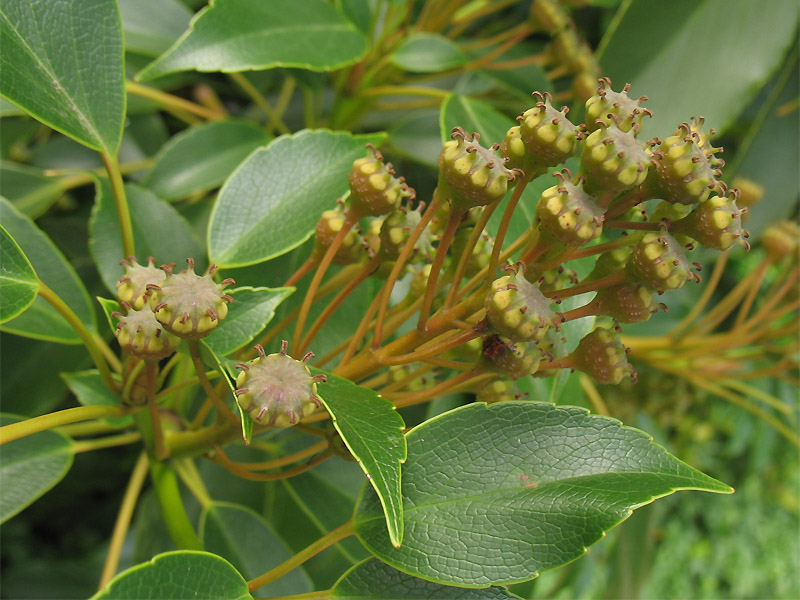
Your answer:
[391,34,468,73]
[388,109,442,167]
[0,224,38,323]
[61,370,132,427]
[0,197,96,343]
[600,0,800,138]
[90,180,205,293]
[440,94,515,146]
[138,0,368,81]
[0,414,73,524]
[144,121,271,201]
[312,368,406,547]
[0,0,125,153]
[204,286,293,357]
[0,161,68,218]
[200,502,312,596]
[333,559,522,599]
[96,297,122,333]
[118,0,192,57]
[208,130,385,267]
[355,402,732,587]
[90,550,252,600]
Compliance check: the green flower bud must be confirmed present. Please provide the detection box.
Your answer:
[671,191,750,251]
[584,78,651,134]
[580,119,651,193]
[113,302,179,361]
[627,232,699,292]
[537,170,604,246]
[349,145,414,217]
[117,256,167,310]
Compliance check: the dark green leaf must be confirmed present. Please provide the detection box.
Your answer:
[312,368,406,547]
[0,224,38,323]
[0,161,69,218]
[96,297,122,333]
[391,34,467,73]
[355,402,732,587]
[138,0,368,80]
[144,121,271,201]
[61,370,132,427]
[333,559,522,599]
[208,130,385,267]
[204,286,293,357]
[440,94,515,146]
[90,551,252,600]
[200,502,312,596]
[0,197,96,343]
[0,414,73,524]
[0,0,125,152]
[118,0,192,56]
[89,180,205,292]
[340,0,373,34]
[388,109,442,167]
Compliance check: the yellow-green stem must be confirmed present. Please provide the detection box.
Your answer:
[100,151,135,259]
[73,431,142,453]
[126,81,225,121]
[188,340,238,425]
[1,405,132,445]
[229,72,291,134]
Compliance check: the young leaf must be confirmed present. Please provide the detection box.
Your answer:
[391,34,468,73]
[207,130,386,267]
[137,0,368,81]
[0,197,97,343]
[144,121,271,201]
[0,0,125,153]
[332,559,522,599]
[354,402,732,587]
[312,368,406,548]
[89,180,205,293]
[0,224,38,323]
[117,0,192,57]
[61,370,132,427]
[200,502,312,597]
[90,550,252,600]
[204,287,293,357]
[0,414,74,524]
[440,94,515,146]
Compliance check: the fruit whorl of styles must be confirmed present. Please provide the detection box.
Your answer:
[313,206,366,265]
[580,119,651,193]
[482,334,543,379]
[148,259,234,339]
[537,170,604,246]
[592,283,665,324]
[438,128,519,211]
[501,92,581,174]
[671,191,750,251]
[485,264,562,342]
[117,256,167,310]
[585,78,652,134]
[627,232,698,292]
[349,145,414,217]
[234,341,327,427]
[571,326,636,384]
[651,122,724,205]
[113,302,179,360]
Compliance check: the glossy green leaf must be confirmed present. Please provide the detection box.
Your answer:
[200,502,312,596]
[0,161,68,218]
[600,0,799,138]
[0,0,125,153]
[355,402,732,587]
[118,0,192,56]
[0,414,73,524]
[91,551,252,600]
[90,180,205,292]
[388,109,442,167]
[0,197,96,343]
[0,224,38,323]
[333,559,522,599]
[312,367,406,547]
[96,297,122,333]
[440,94,515,146]
[204,286,293,356]
[391,34,467,73]
[144,121,271,201]
[138,0,368,81]
[208,130,385,267]
[61,370,131,427]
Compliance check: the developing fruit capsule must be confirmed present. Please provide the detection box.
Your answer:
[113,302,179,361]
[234,341,327,427]
[536,170,604,246]
[349,144,414,217]
[580,118,651,193]
[570,326,636,385]
[481,334,543,380]
[627,232,699,292]
[671,191,750,251]
[584,78,652,134]
[591,283,665,324]
[116,256,167,310]
[312,205,367,265]
[147,259,234,339]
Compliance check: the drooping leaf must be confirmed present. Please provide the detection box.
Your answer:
[144,121,271,201]
[61,370,131,427]
[89,180,205,293]
[138,0,368,81]
[118,0,192,57]
[391,34,468,73]
[0,161,69,218]
[90,551,252,600]
[440,94,515,145]
[0,414,73,524]
[333,559,522,599]
[0,224,38,323]
[0,0,125,153]
[204,286,293,357]
[599,0,799,138]
[200,502,312,597]
[355,402,732,587]
[0,197,96,343]
[312,367,406,547]
[208,130,385,267]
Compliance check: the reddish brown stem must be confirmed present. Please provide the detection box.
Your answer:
[284,256,318,287]
[544,271,627,300]
[418,208,462,332]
